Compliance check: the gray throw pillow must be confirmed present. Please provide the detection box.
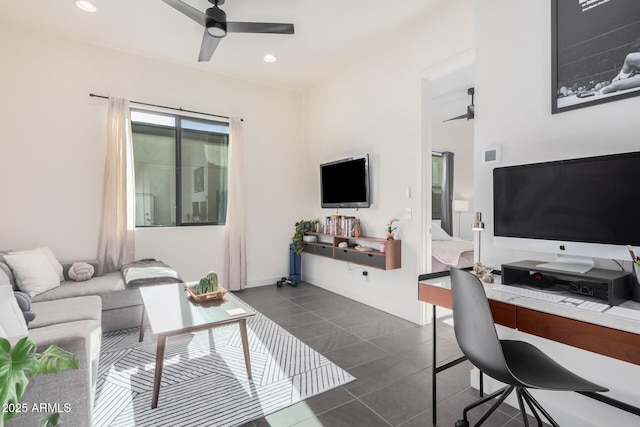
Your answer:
[13,291,36,326]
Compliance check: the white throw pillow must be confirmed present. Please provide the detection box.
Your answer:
[38,247,64,282]
[0,286,28,337]
[4,250,60,297]
[0,325,7,339]
[9,247,64,283]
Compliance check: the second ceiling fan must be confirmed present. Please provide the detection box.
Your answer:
[161,0,295,62]
[443,87,475,122]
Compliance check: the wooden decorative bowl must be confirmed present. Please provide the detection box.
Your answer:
[186,284,227,302]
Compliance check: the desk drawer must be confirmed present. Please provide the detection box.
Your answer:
[418,283,452,309]
[489,300,516,328]
[335,248,358,263]
[358,252,386,269]
[517,307,640,366]
[315,244,334,258]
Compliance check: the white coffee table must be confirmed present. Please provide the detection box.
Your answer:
[138,283,255,409]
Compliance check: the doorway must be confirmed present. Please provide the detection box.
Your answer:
[422,64,475,273]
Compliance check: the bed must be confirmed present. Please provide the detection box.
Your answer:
[431,239,475,272]
[431,220,474,272]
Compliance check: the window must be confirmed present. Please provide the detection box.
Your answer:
[131,109,229,227]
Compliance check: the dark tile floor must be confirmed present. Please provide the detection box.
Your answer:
[234,282,540,427]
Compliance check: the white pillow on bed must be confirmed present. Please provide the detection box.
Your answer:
[431,220,453,241]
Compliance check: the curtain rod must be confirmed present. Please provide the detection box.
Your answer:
[89,93,242,121]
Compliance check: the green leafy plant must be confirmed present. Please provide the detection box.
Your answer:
[292,219,320,254]
[194,271,219,295]
[0,336,79,427]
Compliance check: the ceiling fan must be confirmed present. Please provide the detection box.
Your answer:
[443,87,475,122]
[161,0,295,62]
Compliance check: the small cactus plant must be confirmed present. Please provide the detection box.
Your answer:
[194,271,219,295]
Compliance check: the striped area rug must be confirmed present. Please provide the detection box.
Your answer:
[93,294,355,426]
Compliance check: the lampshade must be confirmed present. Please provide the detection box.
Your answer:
[452,199,469,213]
[472,212,485,231]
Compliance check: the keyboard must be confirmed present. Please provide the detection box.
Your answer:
[492,285,565,303]
[605,306,640,321]
[491,285,609,312]
[557,297,609,312]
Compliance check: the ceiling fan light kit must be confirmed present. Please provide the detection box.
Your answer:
[207,22,227,38]
[161,0,295,62]
[206,5,227,37]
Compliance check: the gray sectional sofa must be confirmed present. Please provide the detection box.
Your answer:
[1,249,184,426]
[33,262,143,332]
[12,295,102,427]
[3,260,144,426]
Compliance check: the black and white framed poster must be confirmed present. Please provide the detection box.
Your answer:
[552,0,640,113]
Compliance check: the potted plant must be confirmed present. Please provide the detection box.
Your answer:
[0,336,79,427]
[292,219,320,254]
[386,218,399,240]
[186,271,227,301]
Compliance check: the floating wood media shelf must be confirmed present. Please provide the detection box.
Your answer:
[302,232,401,270]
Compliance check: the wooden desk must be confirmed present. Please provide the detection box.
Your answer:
[418,272,640,425]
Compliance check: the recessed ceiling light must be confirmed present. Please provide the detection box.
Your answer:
[75,0,97,12]
[263,54,277,63]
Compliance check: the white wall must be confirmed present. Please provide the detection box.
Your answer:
[0,23,309,285]
[475,1,640,425]
[303,0,475,323]
[476,0,640,268]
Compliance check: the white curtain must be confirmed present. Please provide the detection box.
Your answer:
[97,97,135,275]
[223,117,247,291]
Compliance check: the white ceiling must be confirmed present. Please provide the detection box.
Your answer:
[1,0,447,91]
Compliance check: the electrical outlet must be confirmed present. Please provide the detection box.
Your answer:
[405,207,412,220]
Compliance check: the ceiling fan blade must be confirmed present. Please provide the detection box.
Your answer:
[443,113,467,122]
[198,31,221,62]
[227,22,294,34]
[161,0,207,26]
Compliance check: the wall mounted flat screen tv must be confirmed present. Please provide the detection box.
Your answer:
[320,154,370,208]
[493,151,640,247]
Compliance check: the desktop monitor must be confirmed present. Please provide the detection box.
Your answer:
[493,151,640,272]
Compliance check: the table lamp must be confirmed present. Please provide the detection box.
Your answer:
[472,212,485,264]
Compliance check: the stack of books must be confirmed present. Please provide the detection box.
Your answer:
[324,216,359,236]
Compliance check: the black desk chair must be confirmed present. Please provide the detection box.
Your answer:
[449,268,608,427]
